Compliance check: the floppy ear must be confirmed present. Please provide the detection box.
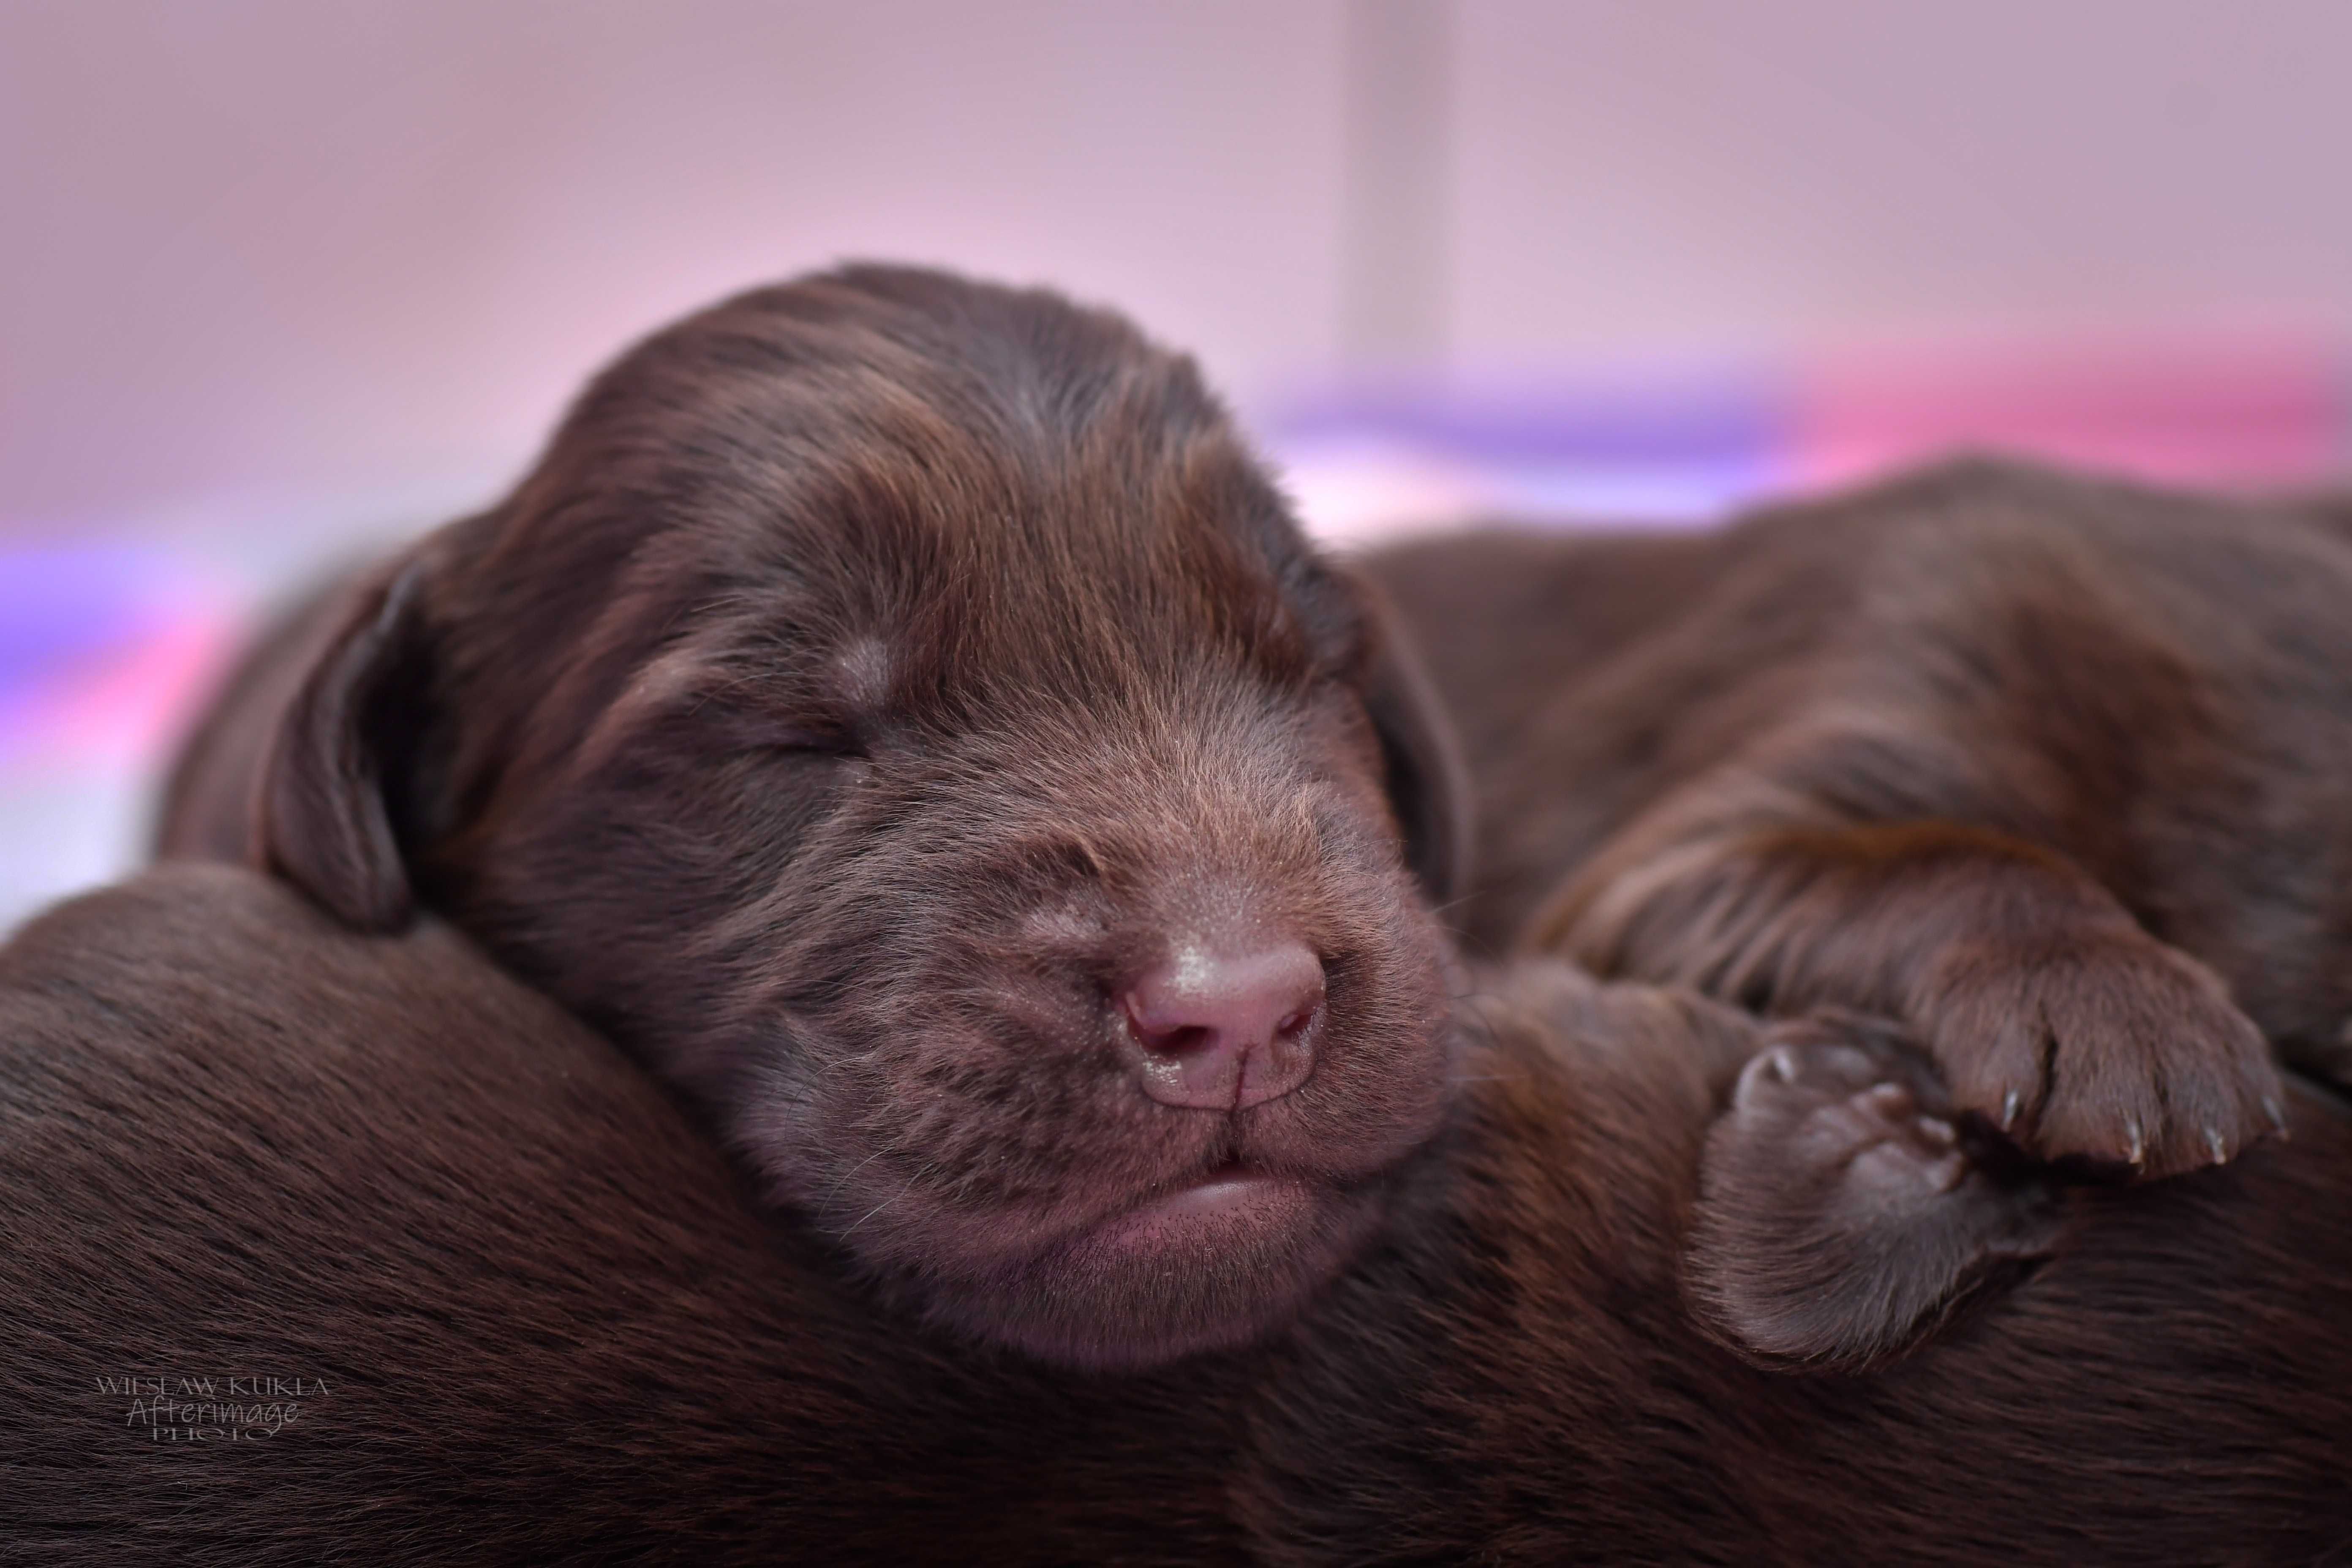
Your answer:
[1350,574,1473,909]
[1683,1012,2066,1372]
[254,559,436,933]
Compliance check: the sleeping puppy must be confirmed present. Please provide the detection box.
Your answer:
[1361,459,2352,1183]
[1237,959,2352,1567]
[0,865,1246,1565]
[152,265,1468,1372]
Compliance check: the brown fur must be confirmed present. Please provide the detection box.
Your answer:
[152,265,1470,1371]
[1359,460,2352,1183]
[0,866,1246,1565]
[1236,958,2352,1566]
[5,872,2345,1562]
[121,280,2352,1552]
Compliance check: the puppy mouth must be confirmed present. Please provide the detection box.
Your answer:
[964,1157,1380,1369]
[875,1111,1421,1367]
[1075,1162,1320,1262]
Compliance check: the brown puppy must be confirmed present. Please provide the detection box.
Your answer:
[153,265,1468,1372]
[0,866,1246,1565]
[1236,960,2352,1567]
[1360,459,2349,1183]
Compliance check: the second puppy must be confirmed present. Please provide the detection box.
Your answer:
[1364,460,2336,1183]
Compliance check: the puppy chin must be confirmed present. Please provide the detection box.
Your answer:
[926,1175,1391,1372]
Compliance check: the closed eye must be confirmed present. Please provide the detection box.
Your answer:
[741,723,865,759]
[664,699,866,760]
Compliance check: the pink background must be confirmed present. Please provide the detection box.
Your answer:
[6,0,2352,926]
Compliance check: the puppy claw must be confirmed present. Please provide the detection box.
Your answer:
[1922,928,2277,1179]
[2265,1096,2290,1140]
[2205,1127,2228,1166]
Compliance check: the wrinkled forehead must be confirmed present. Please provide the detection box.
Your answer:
[476,275,1383,760]
[605,348,1360,715]
[764,461,1350,729]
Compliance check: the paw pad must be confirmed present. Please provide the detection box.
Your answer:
[1687,1013,2066,1370]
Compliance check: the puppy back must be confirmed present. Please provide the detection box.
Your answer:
[0,866,1245,1565]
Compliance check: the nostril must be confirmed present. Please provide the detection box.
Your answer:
[1130,1019,1217,1059]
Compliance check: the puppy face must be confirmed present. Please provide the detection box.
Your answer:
[258,266,1466,1369]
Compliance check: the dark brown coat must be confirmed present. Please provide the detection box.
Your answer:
[0,866,1247,1566]
[1361,460,2352,1180]
[10,870,2344,1565]
[1239,957,2352,1567]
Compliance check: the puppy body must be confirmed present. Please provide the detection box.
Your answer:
[6,872,2344,1563]
[1240,960,2352,1567]
[0,866,1244,1565]
[1363,460,2352,1173]
[155,266,1468,1369]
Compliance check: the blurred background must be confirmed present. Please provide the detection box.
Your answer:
[7,0,2352,930]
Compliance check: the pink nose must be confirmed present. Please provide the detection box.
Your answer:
[1121,941,1326,1111]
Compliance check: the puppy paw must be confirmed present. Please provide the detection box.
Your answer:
[1685,1013,2064,1371]
[1918,929,2284,1179]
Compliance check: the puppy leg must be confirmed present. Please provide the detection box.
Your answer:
[1684,1012,2066,1370]
[1530,752,2283,1179]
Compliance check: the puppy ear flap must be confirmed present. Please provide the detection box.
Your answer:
[1683,1013,2066,1372]
[254,559,436,933]
[1352,574,1474,909]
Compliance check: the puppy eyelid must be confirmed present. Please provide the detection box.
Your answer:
[756,727,863,758]
[687,704,863,758]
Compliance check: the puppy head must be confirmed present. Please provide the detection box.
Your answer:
[257,265,1467,1369]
